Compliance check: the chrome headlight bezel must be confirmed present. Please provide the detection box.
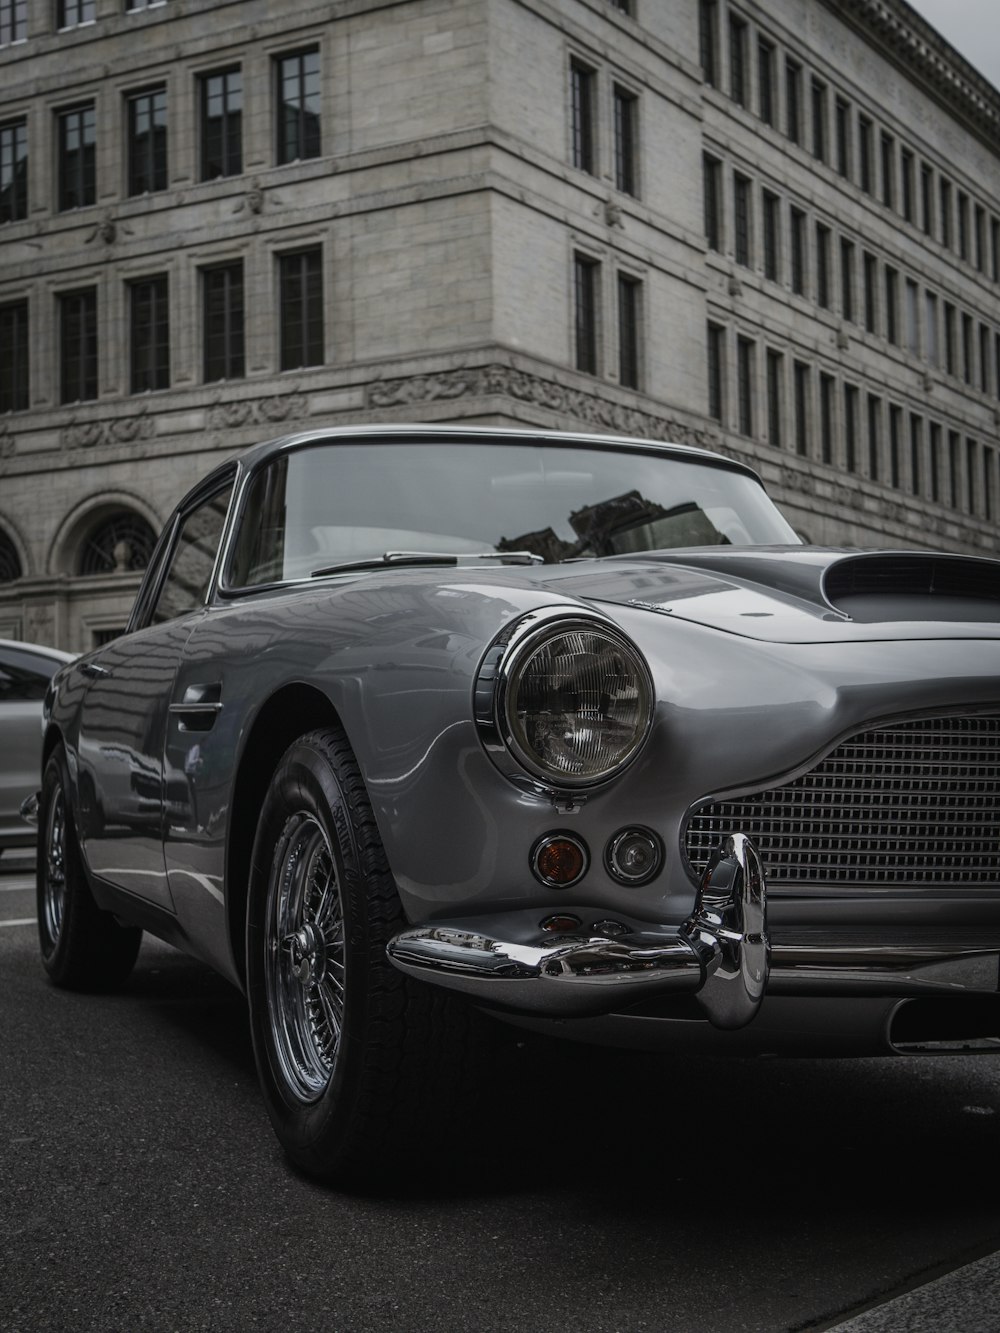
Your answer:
[474,607,655,796]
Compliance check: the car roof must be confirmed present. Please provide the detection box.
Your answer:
[231,424,764,484]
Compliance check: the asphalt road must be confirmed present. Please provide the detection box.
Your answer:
[4,855,1000,1333]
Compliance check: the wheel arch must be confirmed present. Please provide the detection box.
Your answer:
[226,683,341,989]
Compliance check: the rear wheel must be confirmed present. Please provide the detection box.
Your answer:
[37,746,142,990]
[246,727,479,1187]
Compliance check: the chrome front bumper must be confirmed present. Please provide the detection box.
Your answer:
[387,833,769,1030]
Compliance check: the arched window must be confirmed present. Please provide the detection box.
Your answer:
[0,530,22,583]
[77,512,157,576]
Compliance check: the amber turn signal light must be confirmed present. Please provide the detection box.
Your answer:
[531,832,589,888]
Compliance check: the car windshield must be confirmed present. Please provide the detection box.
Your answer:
[226,439,799,587]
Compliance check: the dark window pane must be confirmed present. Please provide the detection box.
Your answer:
[574,254,599,375]
[277,49,321,165]
[130,275,169,393]
[128,87,168,195]
[570,60,596,174]
[60,288,98,403]
[0,119,28,223]
[0,300,29,412]
[200,68,242,180]
[279,249,324,370]
[707,323,724,421]
[58,104,96,210]
[699,0,717,86]
[613,86,638,196]
[203,263,244,382]
[57,0,95,26]
[617,274,640,390]
[0,1,27,45]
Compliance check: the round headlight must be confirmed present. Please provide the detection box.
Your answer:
[499,619,653,787]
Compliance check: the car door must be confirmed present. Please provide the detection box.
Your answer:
[77,473,235,909]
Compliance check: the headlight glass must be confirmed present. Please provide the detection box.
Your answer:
[504,624,653,785]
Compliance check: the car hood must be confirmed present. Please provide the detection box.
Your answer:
[531,546,1000,644]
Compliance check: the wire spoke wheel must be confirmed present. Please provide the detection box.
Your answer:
[265,812,347,1103]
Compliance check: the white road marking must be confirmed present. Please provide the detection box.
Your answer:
[0,918,36,928]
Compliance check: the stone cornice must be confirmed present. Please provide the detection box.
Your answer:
[826,0,1000,149]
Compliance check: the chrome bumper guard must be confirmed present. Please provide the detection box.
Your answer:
[387,833,769,1030]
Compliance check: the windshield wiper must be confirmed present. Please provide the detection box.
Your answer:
[310,550,543,578]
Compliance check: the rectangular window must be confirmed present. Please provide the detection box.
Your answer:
[757,39,775,127]
[790,207,806,296]
[762,190,780,282]
[929,423,941,503]
[993,218,1000,282]
[617,273,641,390]
[948,431,960,508]
[0,0,25,45]
[200,67,242,180]
[944,303,956,375]
[975,205,986,272]
[980,323,991,394]
[57,0,95,26]
[884,267,898,345]
[858,116,872,195]
[794,360,810,456]
[699,0,718,87]
[707,322,724,422]
[910,414,922,495]
[880,132,894,209]
[966,438,977,513]
[0,119,27,223]
[939,178,951,248]
[574,253,599,375]
[0,301,28,412]
[785,59,801,145]
[867,395,881,481]
[766,348,783,447]
[729,15,747,108]
[996,332,1000,401]
[985,446,996,522]
[127,87,167,196]
[957,191,969,261]
[840,238,854,322]
[277,49,321,165]
[962,324,976,393]
[60,288,97,403]
[819,373,834,464]
[279,249,324,371]
[844,384,858,472]
[889,406,902,488]
[613,86,638,196]
[202,262,245,382]
[57,104,96,210]
[905,279,919,356]
[835,97,850,178]
[863,253,877,334]
[900,149,914,222]
[811,79,826,162]
[925,292,938,367]
[570,59,596,175]
[920,164,933,236]
[737,336,754,436]
[734,172,751,268]
[703,154,722,252]
[815,223,830,309]
[129,275,169,393]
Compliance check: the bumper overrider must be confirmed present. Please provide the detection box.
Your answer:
[387,834,769,1030]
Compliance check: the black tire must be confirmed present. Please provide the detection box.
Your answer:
[246,726,480,1187]
[37,746,142,990]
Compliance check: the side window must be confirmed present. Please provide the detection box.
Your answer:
[150,483,234,625]
[0,649,61,703]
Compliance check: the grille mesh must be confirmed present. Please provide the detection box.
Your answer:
[684,713,1000,888]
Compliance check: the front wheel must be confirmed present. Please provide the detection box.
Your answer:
[37,746,142,990]
[246,727,479,1187]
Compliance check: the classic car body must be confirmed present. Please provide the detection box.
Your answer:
[32,425,1000,1182]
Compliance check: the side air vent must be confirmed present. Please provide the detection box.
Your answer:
[824,553,1000,623]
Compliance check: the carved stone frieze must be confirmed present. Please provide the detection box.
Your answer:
[208,392,308,430]
[366,364,721,453]
[62,420,105,450]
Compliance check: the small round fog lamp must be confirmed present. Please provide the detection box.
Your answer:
[605,827,663,886]
[531,833,589,888]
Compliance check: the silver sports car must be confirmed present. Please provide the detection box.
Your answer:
[30,425,1000,1184]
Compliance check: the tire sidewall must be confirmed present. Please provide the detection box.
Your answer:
[37,748,73,970]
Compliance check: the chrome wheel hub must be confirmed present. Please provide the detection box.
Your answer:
[265,813,346,1104]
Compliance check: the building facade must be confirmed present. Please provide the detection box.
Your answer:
[0,0,998,651]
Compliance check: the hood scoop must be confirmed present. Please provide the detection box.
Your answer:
[824,553,1000,623]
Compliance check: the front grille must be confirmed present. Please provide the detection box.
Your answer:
[684,713,1000,888]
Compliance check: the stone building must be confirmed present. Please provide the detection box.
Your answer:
[0,0,997,652]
